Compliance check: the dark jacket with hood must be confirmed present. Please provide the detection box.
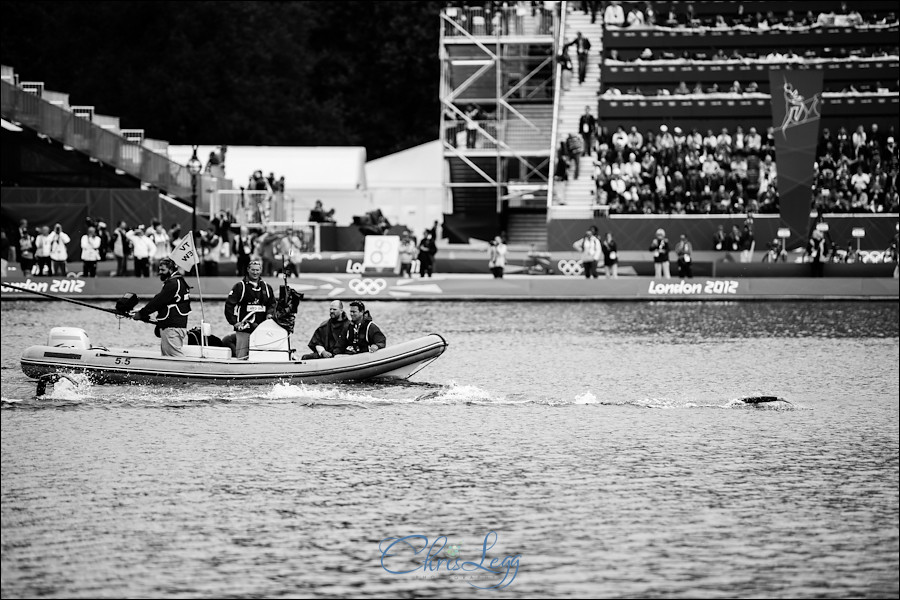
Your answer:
[307,312,351,355]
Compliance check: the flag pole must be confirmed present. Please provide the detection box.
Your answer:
[192,234,208,357]
[170,230,207,357]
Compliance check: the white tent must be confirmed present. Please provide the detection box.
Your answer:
[169,142,444,233]
[168,145,367,190]
[169,145,370,225]
[364,140,446,237]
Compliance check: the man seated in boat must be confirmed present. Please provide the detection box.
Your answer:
[130,257,192,357]
[344,300,386,354]
[223,258,276,359]
[302,300,351,359]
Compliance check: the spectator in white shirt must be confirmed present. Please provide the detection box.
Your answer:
[81,226,102,278]
[126,226,157,278]
[604,1,625,26]
[745,127,763,153]
[48,223,71,276]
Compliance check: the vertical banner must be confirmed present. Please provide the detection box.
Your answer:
[768,69,824,247]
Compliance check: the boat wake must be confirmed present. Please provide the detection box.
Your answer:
[1,374,800,411]
[590,396,800,410]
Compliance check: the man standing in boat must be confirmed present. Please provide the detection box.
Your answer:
[131,257,192,356]
[303,300,351,359]
[344,300,386,354]
[223,258,276,359]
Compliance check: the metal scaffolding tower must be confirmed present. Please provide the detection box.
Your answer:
[438,4,559,244]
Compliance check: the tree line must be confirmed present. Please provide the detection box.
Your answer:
[1,1,443,159]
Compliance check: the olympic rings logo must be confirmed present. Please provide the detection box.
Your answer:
[859,250,887,264]
[557,259,584,276]
[348,278,387,295]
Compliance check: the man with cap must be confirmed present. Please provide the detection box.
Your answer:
[303,300,351,359]
[131,258,192,356]
[223,258,276,359]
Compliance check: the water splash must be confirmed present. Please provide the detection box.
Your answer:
[265,381,412,405]
[573,391,598,405]
[414,382,519,405]
[41,373,93,401]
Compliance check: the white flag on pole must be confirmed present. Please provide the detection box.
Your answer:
[169,232,199,272]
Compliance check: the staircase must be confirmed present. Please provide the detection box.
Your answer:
[506,211,547,246]
[556,5,603,210]
[1,65,232,204]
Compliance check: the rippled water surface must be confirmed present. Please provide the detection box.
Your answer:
[2,300,898,598]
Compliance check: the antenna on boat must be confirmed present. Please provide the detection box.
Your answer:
[283,219,296,354]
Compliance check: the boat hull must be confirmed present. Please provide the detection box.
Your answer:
[21,334,448,385]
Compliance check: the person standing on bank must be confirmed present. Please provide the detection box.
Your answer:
[34,226,52,276]
[675,233,694,278]
[48,223,71,276]
[131,257,192,357]
[232,226,256,277]
[201,225,222,277]
[16,219,35,276]
[223,258,276,359]
[488,236,508,278]
[601,232,619,279]
[573,227,601,278]
[304,300,351,359]
[398,231,416,278]
[344,300,386,354]
[112,221,131,277]
[127,226,156,278]
[417,230,437,278]
[650,228,672,279]
[80,225,101,278]
[806,229,828,277]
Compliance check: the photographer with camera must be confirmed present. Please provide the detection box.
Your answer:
[48,223,71,276]
[343,300,386,355]
[762,238,787,263]
[488,235,508,279]
[223,258,275,359]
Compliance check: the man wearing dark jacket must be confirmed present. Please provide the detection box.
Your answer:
[565,32,592,84]
[344,301,386,354]
[132,257,192,356]
[224,258,276,359]
[578,106,597,152]
[304,300,351,359]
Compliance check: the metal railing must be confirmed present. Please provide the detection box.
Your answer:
[1,79,230,204]
[442,118,554,151]
[546,1,568,218]
[442,5,555,38]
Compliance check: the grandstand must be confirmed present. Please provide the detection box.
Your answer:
[438,1,898,252]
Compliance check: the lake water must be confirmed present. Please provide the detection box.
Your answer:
[2,300,898,598]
